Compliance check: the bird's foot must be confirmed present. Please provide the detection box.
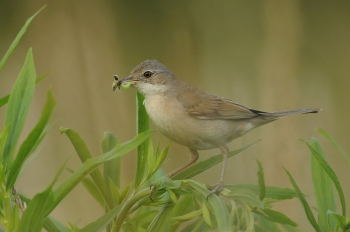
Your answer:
[207,180,224,198]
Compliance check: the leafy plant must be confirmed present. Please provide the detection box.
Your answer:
[1,6,349,232]
[282,133,350,232]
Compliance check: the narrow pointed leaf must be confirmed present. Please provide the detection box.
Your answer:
[259,208,297,227]
[147,203,174,231]
[0,124,10,162]
[168,195,194,232]
[186,180,232,231]
[63,128,113,208]
[257,216,282,232]
[0,7,45,73]
[19,186,54,232]
[147,138,155,176]
[171,209,202,222]
[0,95,10,108]
[283,167,321,232]
[3,48,36,165]
[7,89,56,189]
[303,139,346,216]
[227,184,298,200]
[153,143,169,172]
[202,203,213,228]
[80,205,123,232]
[81,177,105,207]
[327,211,346,230]
[0,72,48,109]
[173,140,259,180]
[52,130,153,214]
[102,132,120,188]
[311,138,336,230]
[43,216,69,232]
[18,156,66,232]
[256,159,266,201]
[317,129,350,164]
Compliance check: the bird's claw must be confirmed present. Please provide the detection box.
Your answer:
[207,181,224,199]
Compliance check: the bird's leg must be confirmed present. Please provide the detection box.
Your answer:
[150,149,198,200]
[208,145,229,196]
[167,148,199,178]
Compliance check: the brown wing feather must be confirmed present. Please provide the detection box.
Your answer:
[176,87,258,120]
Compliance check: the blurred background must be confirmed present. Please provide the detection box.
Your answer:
[1,0,350,230]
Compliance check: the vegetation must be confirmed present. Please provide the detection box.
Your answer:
[0,8,349,232]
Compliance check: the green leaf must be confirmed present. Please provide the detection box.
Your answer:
[3,48,36,165]
[108,178,121,205]
[63,128,113,209]
[222,186,263,209]
[202,203,213,228]
[326,210,346,230]
[171,209,202,222]
[256,159,266,201]
[0,6,45,73]
[81,176,105,207]
[0,95,10,108]
[102,132,120,188]
[311,138,336,230]
[147,138,155,176]
[52,129,153,215]
[147,203,174,231]
[19,187,54,232]
[181,218,207,232]
[259,208,297,227]
[18,156,66,232]
[153,143,169,172]
[168,195,194,232]
[317,128,350,164]
[227,184,298,200]
[283,167,321,232]
[80,205,123,232]
[7,89,56,189]
[173,140,260,180]
[303,139,346,216]
[0,73,48,109]
[186,180,232,231]
[167,189,178,204]
[135,91,149,188]
[0,124,10,162]
[0,73,48,112]
[43,216,69,232]
[257,216,282,232]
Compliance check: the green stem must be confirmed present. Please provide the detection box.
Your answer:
[2,185,13,231]
[115,188,150,232]
[135,91,149,188]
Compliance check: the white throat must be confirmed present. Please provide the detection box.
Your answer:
[135,82,169,97]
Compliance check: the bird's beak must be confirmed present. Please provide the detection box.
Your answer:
[112,75,136,91]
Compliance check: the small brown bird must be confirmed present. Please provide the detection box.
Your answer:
[113,60,319,196]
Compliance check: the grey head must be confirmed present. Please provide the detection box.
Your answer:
[116,60,176,96]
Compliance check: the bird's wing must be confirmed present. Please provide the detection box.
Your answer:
[177,89,259,120]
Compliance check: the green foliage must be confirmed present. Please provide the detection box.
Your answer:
[1,5,350,232]
[282,135,350,232]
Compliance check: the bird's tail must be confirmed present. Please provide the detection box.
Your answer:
[254,108,320,120]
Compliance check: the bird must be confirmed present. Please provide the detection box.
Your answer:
[112,59,319,196]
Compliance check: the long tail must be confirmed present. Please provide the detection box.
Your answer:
[253,108,320,120]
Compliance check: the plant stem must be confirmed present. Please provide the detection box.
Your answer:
[115,188,150,232]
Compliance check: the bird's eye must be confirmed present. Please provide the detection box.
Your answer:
[143,71,153,78]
